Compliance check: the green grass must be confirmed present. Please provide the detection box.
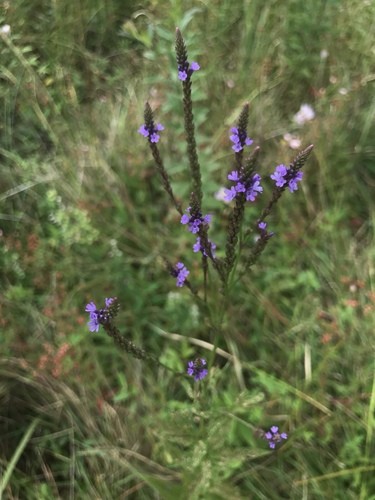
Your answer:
[1,0,374,498]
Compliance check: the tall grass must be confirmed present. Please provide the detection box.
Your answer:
[1,0,374,498]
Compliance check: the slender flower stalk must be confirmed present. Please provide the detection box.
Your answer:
[103,322,157,362]
[175,28,203,213]
[141,103,182,215]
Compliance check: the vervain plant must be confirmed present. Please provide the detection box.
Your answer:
[85,28,313,448]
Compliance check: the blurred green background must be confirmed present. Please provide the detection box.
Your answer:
[0,0,374,498]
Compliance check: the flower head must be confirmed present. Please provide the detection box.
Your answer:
[270,164,287,187]
[138,122,164,143]
[224,170,263,203]
[270,164,303,192]
[229,127,253,153]
[187,358,208,381]
[178,61,200,81]
[173,262,190,287]
[264,426,288,449]
[180,207,212,234]
[85,297,118,332]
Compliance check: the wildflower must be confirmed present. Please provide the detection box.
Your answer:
[85,302,100,332]
[270,164,304,193]
[138,122,164,143]
[264,426,288,449]
[181,207,212,234]
[178,61,200,81]
[258,221,267,231]
[193,237,216,257]
[224,170,263,202]
[270,164,288,188]
[320,49,329,59]
[187,358,208,381]
[293,104,315,126]
[288,171,303,192]
[245,174,263,201]
[229,127,253,152]
[174,262,190,287]
[85,297,118,332]
[283,133,302,150]
[228,170,241,181]
[223,186,238,202]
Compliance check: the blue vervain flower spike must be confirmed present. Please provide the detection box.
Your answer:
[243,144,314,271]
[224,105,261,281]
[175,28,203,214]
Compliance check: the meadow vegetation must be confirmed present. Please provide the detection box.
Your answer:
[0,0,374,498]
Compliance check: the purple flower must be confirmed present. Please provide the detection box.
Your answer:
[224,171,263,203]
[174,262,190,287]
[85,297,117,332]
[138,123,164,143]
[228,170,240,181]
[105,297,114,307]
[178,61,200,81]
[264,426,288,449]
[270,164,288,187]
[223,186,238,202]
[180,207,212,234]
[258,221,267,231]
[85,302,97,314]
[229,127,253,153]
[270,164,304,192]
[187,358,208,381]
[288,171,303,192]
[193,237,216,257]
[245,174,263,201]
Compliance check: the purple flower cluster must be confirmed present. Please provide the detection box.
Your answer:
[230,127,253,153]
[264,426,288,449]
[138,123,165,143]
[174,262,190,287]
[181,207,212,234]
[224,170,263,203]
[270,164,303,192]
[193,237,216,257]
[187,358,208,381]
[178,61,200,81]
[85,297,115,332]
